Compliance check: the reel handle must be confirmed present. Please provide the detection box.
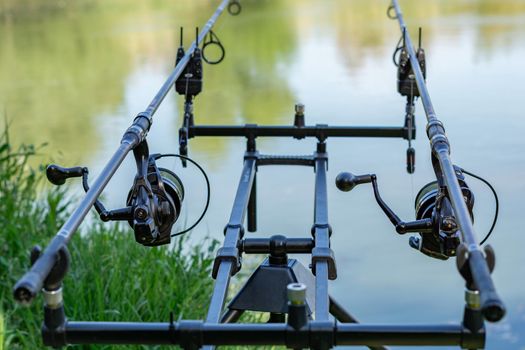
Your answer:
[46,164,85,185]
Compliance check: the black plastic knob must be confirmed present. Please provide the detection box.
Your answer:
[336,172,373,192]
[407,147,415,174]
[46,164,85,186]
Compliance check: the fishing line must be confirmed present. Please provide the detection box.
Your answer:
[155,154,211,237]
[460,168,499,245]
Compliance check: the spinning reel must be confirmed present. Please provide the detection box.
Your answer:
[410,177,474,259]
[123,141,184,246]
[46,140,211,247]
[336,164,474,260]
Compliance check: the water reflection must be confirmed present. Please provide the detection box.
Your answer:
[187,0,297,156]
[2,0,524,161]
[329,0,525,74]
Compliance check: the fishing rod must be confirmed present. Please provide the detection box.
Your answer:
[387,0,505,322]
[13,0,231,305]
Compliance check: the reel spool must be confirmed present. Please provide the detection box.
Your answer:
[126,164,185,247]
[412,181,474,259]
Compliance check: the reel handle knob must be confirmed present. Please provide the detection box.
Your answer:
[46,164,85,186]
[336,172,372,192]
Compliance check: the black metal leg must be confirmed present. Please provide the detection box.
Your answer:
[312,145,333,322]
[268,313,286,323]
[247,173,257,232]
[220,309,244,323]
[329,297,358,323]
[329,297,389,350]
[203,157,257,350]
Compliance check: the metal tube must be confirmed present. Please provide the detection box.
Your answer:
[13,0,231,305]
[390,0,504,321]
[335,324,464,346]
[206,262,233,323]
[329,297,359,323]
[189,125,411,138]
[242,238,314,254]
[62,321,474,347]
[206,158,257,323]
[65,322,173,344]
[313,153,330,321]
[247,173,257,232]
[330,298,389,350]
[314,262,330,320]
[220,309,244,323]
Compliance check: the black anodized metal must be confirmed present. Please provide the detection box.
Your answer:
[226,258,316,314]
[206,157,257,324]
[312,147,331,321]
[60,321,480,348]
[189,125,413,139]
[241,237,314,254]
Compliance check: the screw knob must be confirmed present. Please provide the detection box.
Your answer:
[294,103,305,116]
[287,283,306,305]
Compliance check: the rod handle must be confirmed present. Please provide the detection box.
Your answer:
[14,254,53,304]
[469,250,506,322]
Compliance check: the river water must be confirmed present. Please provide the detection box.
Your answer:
[1,1,525,349]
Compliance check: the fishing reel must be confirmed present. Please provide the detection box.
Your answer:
[123,147,185,246]
[46,141,187,247]
[411,178,474,259]
[336,166,474,260]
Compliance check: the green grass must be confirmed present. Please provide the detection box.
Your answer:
[1,309,4,350]
[0,125,218,349]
